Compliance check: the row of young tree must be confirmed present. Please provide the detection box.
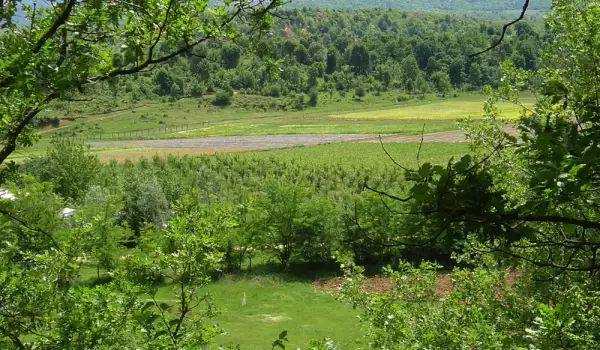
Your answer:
[1,136,420,348]
[106,8,543,104]
[16,139,416,270]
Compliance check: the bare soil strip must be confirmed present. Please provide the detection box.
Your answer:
[89,134,392,150]
[312,274,454,297]
[364,127,517,143]
[313,270,520,297]
[89,127,516,154]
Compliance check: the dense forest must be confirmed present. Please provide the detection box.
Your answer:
[286,0,552,19]
[94,8,543,108]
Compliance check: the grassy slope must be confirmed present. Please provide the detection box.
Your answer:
[33,92,529,141]
[12,92,509,161]
[327,95,535,120]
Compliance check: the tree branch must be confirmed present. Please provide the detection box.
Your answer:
[0,208,66,255]
[469,0,530,57]
[33,0,77,54]
[0,326,25,350]
[0,92,58,166]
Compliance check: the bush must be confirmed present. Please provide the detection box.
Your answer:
[308,89,318,107]
[395,93,413,102]
[20,138,100,201]
[294,94,305,110]
[355,86,366,99]
[213,89,232,106]
[263,84,281,97]
[122,177,169,236]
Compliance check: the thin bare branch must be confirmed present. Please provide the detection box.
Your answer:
[0,208,66,255]
[469,0,530,57]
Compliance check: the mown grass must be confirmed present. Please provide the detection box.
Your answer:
[186,275,362,349]
[79,263,362,349]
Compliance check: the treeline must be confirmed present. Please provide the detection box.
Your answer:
[102,8,543,106]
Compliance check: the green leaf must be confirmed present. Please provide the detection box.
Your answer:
[278,330,288,340]
[142,301,154,312]
[418,163,432,178]
[272,339,285,349]
[543,79,568,97]
[154,330,169,339]
[562,223,577,235]
[159,302,171,310]
[454,155,472,173]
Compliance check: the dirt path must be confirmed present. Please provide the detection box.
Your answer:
[89,134,392,150]
[88,127,517,151]
[367,126,516,143]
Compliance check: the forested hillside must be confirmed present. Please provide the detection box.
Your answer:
[286,0,552,19]
[86,8,542,112]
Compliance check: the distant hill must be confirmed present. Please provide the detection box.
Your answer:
[285,0,552,19]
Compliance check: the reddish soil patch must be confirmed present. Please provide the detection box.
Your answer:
[313,273,452,297]
[313,270,520,298]
[313,276,395,294]
[435,272,453,297]
[89,134,391,150]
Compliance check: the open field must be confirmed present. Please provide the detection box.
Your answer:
[9,135,472,165]
[9,92,527,162]
[166,117,458,138]
[328,96,534,120]
[34,92,530,141]
[73,141,470,167]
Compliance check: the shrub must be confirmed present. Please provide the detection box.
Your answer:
[19,138,100,201]
[308,89,318,107]
[355,86,366,99]
[395,93,413,102]
[294,94,305,110]
[213,89,233,106]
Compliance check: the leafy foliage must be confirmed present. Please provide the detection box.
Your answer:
[19,138,100,200]
[0,0,282,164]
[336,1,600,349]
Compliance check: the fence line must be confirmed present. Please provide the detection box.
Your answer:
[60,120,211,142]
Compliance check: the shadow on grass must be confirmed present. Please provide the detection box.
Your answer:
[214,260,343,284]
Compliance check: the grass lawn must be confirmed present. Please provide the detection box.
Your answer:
[191,275,362,349]
[79,264,362,349]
